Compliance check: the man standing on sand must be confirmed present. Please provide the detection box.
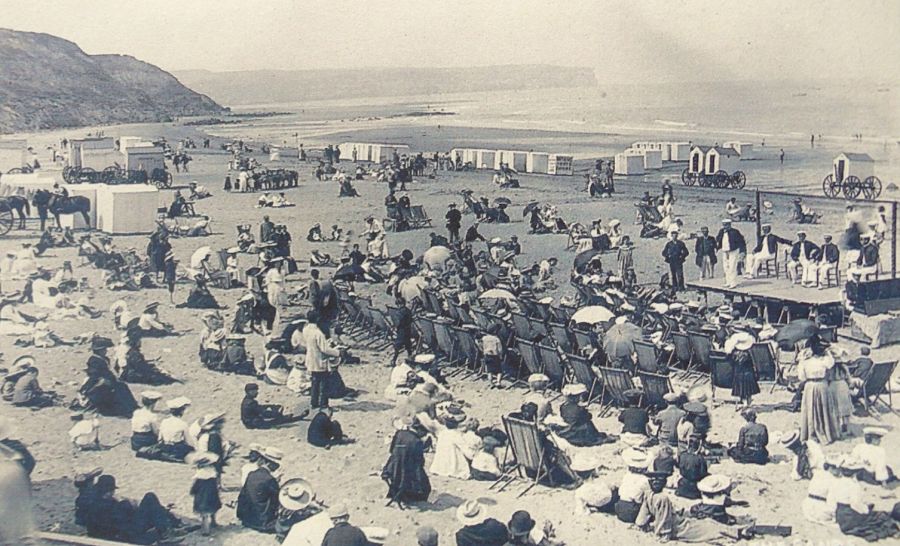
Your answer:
[716,219,745,289]
[445,203,462,244]
[302,310,342,410]
[694,226,717,279]
[662,227,689,292]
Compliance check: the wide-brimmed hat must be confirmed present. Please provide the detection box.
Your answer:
[622,448,649,469]
[328,502,349,519]
[73,467,103,485]
[779,430,800,448]
[361,527,389,544]
[456,500,487,525]
[684,401,708,415]
[698,474,731,495]
[200,411,226,430]
[570,451,603,473]
[576,481,613,509]
[166,396,191,410]
[140,390,163,402]
[508,510,536,536]
[5,356,35,379]
[863,427,887,437]
[663,392,681,403]
[144,302,160,314]
[278,478,316,511]
[725,332,754,353]
[414,354,436,366]
[261,447,284,463]
[562,383,587,397]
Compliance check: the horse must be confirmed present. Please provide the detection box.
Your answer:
[32,190,91,231]
[2,195,30,229]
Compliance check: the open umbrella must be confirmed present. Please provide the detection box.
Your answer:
[333,263,365,282]
[603,322,642,359]
[190,246,212,269]
[523,202,541,218]
[571,305,615,325]
[493,197,512,206]
[574,249,602,273]
[775,319,819,345]
[478,288,517,301]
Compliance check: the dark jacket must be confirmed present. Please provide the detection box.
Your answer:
[818,243,839,263]
[694,235,718,266]
[715,227,746,253]
[662,239,689,265]
[857,243,879,267]
[790,240,818,260]
[445,208,462,229]
[455,518,509,546]
[322,521,369,546]
[753,233,791,254]
[236,467,279,530]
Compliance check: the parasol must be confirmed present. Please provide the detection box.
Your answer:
[574,249,602,273]
[493,197,512,206]
[603,322,642,359]
[523,202,541,217]
[571,305,615,325]
[423,246,452,271]
[774,319,819,345]
[190,246,212,269]
[479,288,517,301]
[333,263,365,282]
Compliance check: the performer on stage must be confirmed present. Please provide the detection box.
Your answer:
[745,224,790,279]
[816,235,840,289]
[715,219,745,289]
[787,231,819,287]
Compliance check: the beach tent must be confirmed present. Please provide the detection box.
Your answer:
[527,152,549,174]
[669,142,691,162]
[95,183,160,234]
[0,139,28,173]
[705,146,740,175]
[124,145,165,174]
[270,146,299,161]
[615,152,644,175]
[548,155,574,176]
[833,152,874,183]
[724,141,754,160]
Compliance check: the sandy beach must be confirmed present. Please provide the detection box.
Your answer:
[1,113,898,546]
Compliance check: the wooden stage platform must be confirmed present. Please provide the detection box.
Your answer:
[687,277,843,322]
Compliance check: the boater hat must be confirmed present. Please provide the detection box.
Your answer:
[698,474,731,495]
[166,397,191,410]
[779,430,800,448]
[361,527,389,544]
[863,427,887,437]
[622,448,649,469]
[562,384,588,397]
[456,500,487,525]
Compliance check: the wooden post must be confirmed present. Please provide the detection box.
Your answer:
[755,189,762,241]
[892,201,897,278]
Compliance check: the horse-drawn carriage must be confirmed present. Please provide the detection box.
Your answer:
[681,145,746,189]
[821,152,882,200]
[0,197,17,235]
[62,165,172,188]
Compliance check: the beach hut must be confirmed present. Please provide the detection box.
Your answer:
[81,148,124,171]
[705,146,740,175]
[548,154,574,175]
[656,142,672,161]
[68,137,115,168]
[615,152,645,175]
[495,150,527,172]
[95,183,160,234]
[0,139,29,173]
[669,142,691,162]
[688,146,709,175]
[641,149,663,170]
[0,173,60,198]
[124,145,165,175]
[833,152,874,183]
[118,136,144,152]
[724,141,754,160]
[478,150,496,170]
[527,152,549,174]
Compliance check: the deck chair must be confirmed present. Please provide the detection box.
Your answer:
[536,344,566,389]
[515,339,544,377]
[415,316,438,353]
[511,312,534,341]
[818,325,837,343]
[565,354,601,403]
[548,322,574,354]
[858,361,897,415]
[687,331,713,377]
[366,307,394,349]
[409,205,432,228]
[518,298,540,319]
[571,328,596,353]
[455,304,476,325]
[492,415,554,497]
[528,316,550,339]
[432,318,461,365]
[597,366,637,416]
[748,342,777,382]
[424,290,444,315]
[633,340,662,374]
[444,301,462,324]
[452,325,482,377]
[637,371,673,409]
[533,301,554,322]
[552,305,576,323]
[469,308,493,331]
[670,331,693,371]
[709,353,735,401]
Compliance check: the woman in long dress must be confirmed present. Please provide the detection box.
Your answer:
[827,360,854,434]
[381,416,431,508]
[797,337,840,444]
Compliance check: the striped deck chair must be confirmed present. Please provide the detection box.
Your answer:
[492,415,555,497]
[528,316,550,339]
[518,298,540,319]
[748,342,777,382]
[408,205,432,228]
[597,366,637,417]
[444,301,462,325]
[859,361,898,415]
[536,344,566,390]
[637,371,673,409]
[515,339,544,378]
[687,331,713,376]
[511,312,534,341]
[367,307,394,349]
[455,303,476,325]
[565,353,601,403]
[337,297,364,332]
[633,340,662,374]
[432,318,461,365]
[415,315,438,353]
[548,322,574,354]
[424,290,444,315]
[347,306,375,342]
[533,301,554,322]
[571,328,596,353]
[469,308,493,331]
[709,352,735,402]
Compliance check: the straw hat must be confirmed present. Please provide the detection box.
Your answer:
[490,237,503,244]
[261,447,284,463]
[779,430,800,448]
[562,383,588,397]
[278,478,316,511]
[650,303,669,314]
[622,448,649,469]
[863,427,887,437]
[140,390,163,402]
[608,219,621,228]
[361,527,389,544]
[570,451,603,473]
[456,500,487,525]
[684,402,708,415]
[166,397,192,410]
[414,354,436,365]
[725,332,754,353]
[697,474,731,495]
[528,373,550,387]
[663,392,681,403]
[576,481,613,509]
[759,324,777,340]
[200,411,226,430]
[649,331,664,345]
[538,296,553,305]
[328,502,349,520]
[227,247,240,254]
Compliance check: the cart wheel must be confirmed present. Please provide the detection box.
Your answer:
[0,204,13,236]
[821,174,837,197]
[863,176,882,200]
[681,168,692,185]
[842,175,861,199]
[713,170,728,188]
[102,166,119,184]
[62,166,73,183]
[732,171,746,189]
[7,167,23,174]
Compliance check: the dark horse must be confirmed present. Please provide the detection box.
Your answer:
[3,195,30,229]
[32,190,91,231]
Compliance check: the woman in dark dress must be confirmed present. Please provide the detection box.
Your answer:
[381,416,431,508]
[676,435,709,499]
[77,347,137,418]
[729,334,759,407]
[189,453,221,536]
[554,385,614,447]
[727,408,769,464]
[117,332,176,386]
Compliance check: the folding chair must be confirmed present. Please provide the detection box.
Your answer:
[515,339,544,377]
[492,415,555,497]
[455,304,476,326]
[432,318,462,365]
[528,316,550,339]
[633,340,662,374]
[366,307,394,350]
[548,322,574,354]
[425,290,444,315]
[571,328,596,353]
[518,298,540,319]
[637,371,673,409]
[709,353,735,401]
[552,305,576,323]
[409,205,432,228]
[511,312,534,341]
[687,331,713,380]
[469,308,493,331]
[533,301,554,322]
[858,361,898,416]
[451,325,482,378]
[597,366,637,417]
[414,316,438,353]
[536,344,566,390]
[565,353,602,403]
[670,331,693,371]
[444,300,462,324]
[748,342,777,383]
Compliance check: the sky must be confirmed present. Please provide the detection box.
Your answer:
[2,0,899,83]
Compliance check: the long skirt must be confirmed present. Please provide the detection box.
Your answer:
[130,431,157,451]
[828,379,854,422]
[800,381,840,444]
[835,503,899,542]
[614,499,641,523]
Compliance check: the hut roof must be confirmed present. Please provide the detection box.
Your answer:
[838,152,874,162]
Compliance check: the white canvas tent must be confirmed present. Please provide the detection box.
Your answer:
[95,184,160,234]
[669,143,691,161]
[0,139,28,173]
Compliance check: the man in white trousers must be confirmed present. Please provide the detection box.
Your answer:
[716,218,746,289]
[787,231,819,287]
